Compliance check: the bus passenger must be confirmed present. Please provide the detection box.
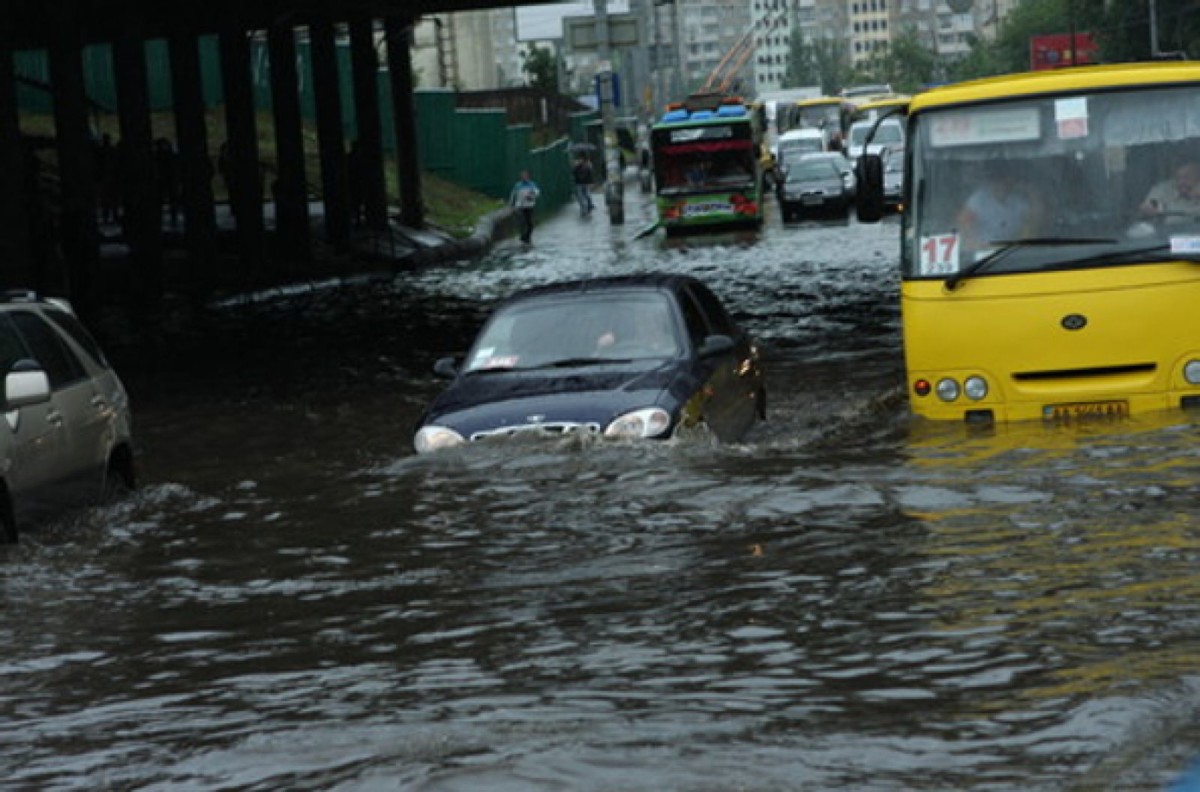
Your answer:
[957,162,1040,256]
[1138,160,1200,225]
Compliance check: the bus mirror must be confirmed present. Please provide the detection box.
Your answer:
[856,154,885,223]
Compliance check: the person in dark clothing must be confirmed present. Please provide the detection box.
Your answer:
[572,154,595,216]
[154,137,181,226]
[96,134,121,224]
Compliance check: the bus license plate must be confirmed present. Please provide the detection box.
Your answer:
[1044,400,1129,421]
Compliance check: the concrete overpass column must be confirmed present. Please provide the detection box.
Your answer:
[113,31,164,315]
[266,23,312,270]
[309,16,351,252]
[47,28,97,308]
[348,15,388,233]
[169,31,220,291]
[0,18,35,291]
[219,20,265,281]
[384,15,423,230]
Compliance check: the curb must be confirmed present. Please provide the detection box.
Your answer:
[403,207,517,269]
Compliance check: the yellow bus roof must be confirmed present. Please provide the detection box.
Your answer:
[855,95,912,112]
[909,61,1200,115]
[795,96,848,107]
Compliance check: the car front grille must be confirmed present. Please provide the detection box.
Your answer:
[470,422,602,442]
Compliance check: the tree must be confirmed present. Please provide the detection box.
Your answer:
[949,0,1113,79]
[1095,0,1200,60]
[784,28,818,87]
[784,30,854,94]
[813,37,855,95]
[880,28,938,92]
[945,34,1005,82]
[521,44,559,92]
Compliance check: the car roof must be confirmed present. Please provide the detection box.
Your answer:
[0,289,75,314]
[779,128,824,140]
[501,272,702,305]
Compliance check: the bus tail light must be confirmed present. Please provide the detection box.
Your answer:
[913,379,932,397]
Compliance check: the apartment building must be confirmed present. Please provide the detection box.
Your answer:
[753,0,801,92]
[412,0,1019,98]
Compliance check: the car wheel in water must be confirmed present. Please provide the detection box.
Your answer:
[101,451,137,505]
[0,494,16,544]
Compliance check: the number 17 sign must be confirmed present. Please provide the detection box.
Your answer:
[919,233,961,275]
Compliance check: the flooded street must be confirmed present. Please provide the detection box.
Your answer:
[4,181,1200,791]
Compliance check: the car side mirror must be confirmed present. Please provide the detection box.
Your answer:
[5,359,50,409]
[433,357,458,378]
[698,334,735,357]
[856,153,885,223]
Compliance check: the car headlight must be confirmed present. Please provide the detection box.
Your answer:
[1185,359,1200,385]
[414,425,465,454]
[604,408,672,439]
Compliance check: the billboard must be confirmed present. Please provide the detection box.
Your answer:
[1030,32,1098,71]
[515,1,631,42]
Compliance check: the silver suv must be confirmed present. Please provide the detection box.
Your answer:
[0,291,135,542]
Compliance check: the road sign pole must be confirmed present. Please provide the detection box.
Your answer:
[595,0,625,225]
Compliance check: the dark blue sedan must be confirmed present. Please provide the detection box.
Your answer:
[414,273,766,453]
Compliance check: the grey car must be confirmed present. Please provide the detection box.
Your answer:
[778,152,856,220]
[0,291,135,542]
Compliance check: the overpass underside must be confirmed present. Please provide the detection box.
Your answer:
[0,2,451,319]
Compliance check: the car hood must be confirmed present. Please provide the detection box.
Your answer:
[420,361,691,437]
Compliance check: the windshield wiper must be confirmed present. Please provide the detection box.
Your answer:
[944,237,1118,291]
[528,357,633,369]
[1048,242,1200,270]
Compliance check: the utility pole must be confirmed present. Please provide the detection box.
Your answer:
[595,0,625,225]
[651,0,669,110]
[1149,0,1160,56]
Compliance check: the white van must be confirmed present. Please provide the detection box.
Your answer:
[846,118,905,165]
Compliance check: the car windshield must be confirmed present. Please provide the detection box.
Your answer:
[780,137,822,154]
[789,159,839,181]
[904,84,1200,280]
[464,291,682,371]
[874,122,903,145]
[850,121,902,151]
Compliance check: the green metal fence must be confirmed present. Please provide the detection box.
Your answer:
[13,39,595,216]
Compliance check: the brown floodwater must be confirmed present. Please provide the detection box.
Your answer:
[3,187,1200,790]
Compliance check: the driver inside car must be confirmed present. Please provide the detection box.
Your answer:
[593,306,678,357]
[1137,160,1200,224]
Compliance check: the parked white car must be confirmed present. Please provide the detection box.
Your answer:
[0,291,135,542]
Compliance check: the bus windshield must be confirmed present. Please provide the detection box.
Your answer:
[794,101,845,131]
[904,84,1200,281]
[652,122,757,194]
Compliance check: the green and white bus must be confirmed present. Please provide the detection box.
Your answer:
[650,98,764,234]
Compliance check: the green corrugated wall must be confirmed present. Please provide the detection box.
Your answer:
[13,40,591,212]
